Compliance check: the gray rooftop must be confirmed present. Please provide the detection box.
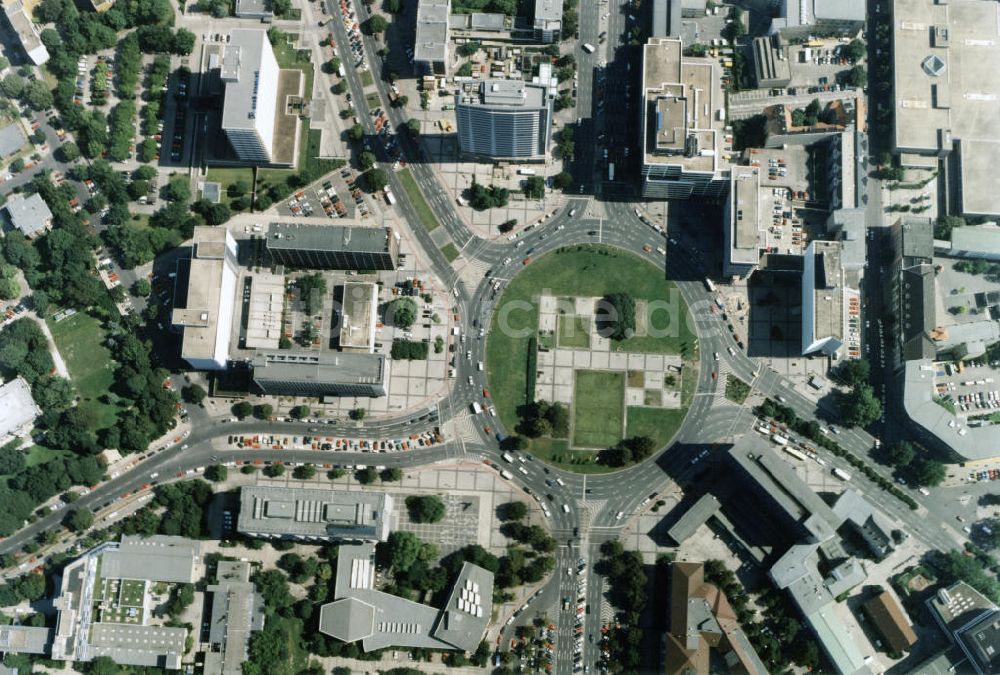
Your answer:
[903,359,1000,461]
[3,193,53,238]
[234,0,270,16]
[0,626,51,654]
[667,493,721,544]
[321,543,494,652]
[101,535,202,583]
[950,225,1000,257]
[470,12,505,30]
[533,0,562,25]
[0,123,26,157]
[204,561,265,675]
[651,0,681,37]
[172,227,238,365]
[250,350,388,388]
[827,208,867,270]
[891,0,1000,216]
[812,0,864,21]
[729,166,763,266]
[221,29,272,131]
[238,486,393,541]
[414,0,449,64]
[266,222,394,254]
[461,79,549,110]
[899,217,935,261]
[0,377,41,438]
[89,623,185,670]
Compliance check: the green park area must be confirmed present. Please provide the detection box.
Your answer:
[48,312,123,431]
[485,245,698,472]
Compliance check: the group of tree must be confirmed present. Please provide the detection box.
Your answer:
[0,74,54,111]
[883,440,946,488]
[597,292,636,341]
[295,273,327,316]
[523,176,545,199]
[597,541,647,672]
[518,400,569,438]
[468,180,509,210]
[390,339,428,360]
[499,521,556,553]
[600,436,656,467]
[404,495,446,523]
[277,552,331,585]
[388,296,417,328]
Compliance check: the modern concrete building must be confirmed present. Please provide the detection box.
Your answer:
[751,36,791,89]
[1,0,48,65]
[338,282,378,352]
[318,543,494,652]
[3,192,53,239]
[887,217,937,363]
[243,272,285,350]
[220,29,300,165]
[929,582,1000,675]
[765,0,865,38]
[723,166,765,277]
[0,122,26,159]
[172,227,239,370]
[250,350,389,397]
[937,225,1000,262]
[801,240,861,358]
[414,0,449,75]
[666,494,721,545]
[50,536,202,670]
[0,377,41,441]
[832,489,895,560]
[234,0,272,19]
[862,591,917,655]
[455,66,557,161]
[265,222,399,271]
[532,0,562,43]
[0,626,51,655]
[204,561,266,675]
[651,0,682,37]
[237,486,394,542]
[640,37,730,199]
[664,562,767,675]
[889,0,1000,217]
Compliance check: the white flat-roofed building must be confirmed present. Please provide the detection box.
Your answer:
[1,0,48,65]
[724,166,765,277]
[533,0,562,43]
[237,486,394,542]
[221,29,280,163]
[0,376,41,441]
[890,0,1000,217]
[802,240,861,358]
[414,0,449,75]
[640,37,730,199]
[3,192,53,239]
[172,227,239,370]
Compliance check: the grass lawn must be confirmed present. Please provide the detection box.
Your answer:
[48,312,122,431]
[441,243,460,262]
[272,36,315,99]
[572,370,625,448]
[119,579,146,606]
[302,128,345,177]
[527,438,617,474]
[361,71,375,87]
[25,445,72,468]
[398,169,441,232]
[205,167,254,206]
[625,406,687,451]
[487,245,697,449]
[557,314,590,349]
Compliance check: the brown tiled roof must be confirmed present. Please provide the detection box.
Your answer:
[863,591,918,653]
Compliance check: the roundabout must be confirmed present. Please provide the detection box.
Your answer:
[484,244,699,473]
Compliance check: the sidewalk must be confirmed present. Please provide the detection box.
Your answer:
[31,311,70,379]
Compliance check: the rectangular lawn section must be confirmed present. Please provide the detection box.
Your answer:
[48,312,122,431]
[625,406,686,451]
[572,370,625,448]
[441,243,460,262]
[528,438,617,474]
[557,314,590,349]
[398,169,441,231]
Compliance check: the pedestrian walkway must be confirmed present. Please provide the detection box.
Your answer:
[32,312,69,378]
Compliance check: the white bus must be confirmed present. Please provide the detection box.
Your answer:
[501,452,514,463]
[500,469,513,480]
[783,446,808,462]
[608,163,615,181]
[832,467,851,481]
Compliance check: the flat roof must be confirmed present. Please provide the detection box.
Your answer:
[205,561,265,675]
[903,359,1000,461]
[642,37,727,175]
[0,122,26,157]
[244,272,284,350]
[267,222,393,254]
[950,226,1000,257]
[460,79,549,110]
[730,166,763,265]
[0,377,40,438]
[250,350,388,387]
[237,486,393,541]
[4,192,52,237]
[220,29,272,132]
[89,623,185,669]
[432,562,495,651]
[339,282,377,351]
[807,240,845,348]
[414,0,449,64]
[891,0,1000,215]
[2,1,48,64]
[100,535,202,583]
[0,626,51,654]
[929,581,997,631]
[813,0,864,21]
[533,0,561,23]
[172,227,237,364]
[667,493,721,544]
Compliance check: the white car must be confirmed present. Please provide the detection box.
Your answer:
[615,511,624,520]
[714,352,720,361]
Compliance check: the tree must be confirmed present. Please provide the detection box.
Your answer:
[293,464,316,480]
[406,118,420,136]
[367,15,388,33]
[598,293,636,341]
[910,458,947,488]
[553,171,573,190]
[381,467,402,482]
[23,80,53,110]
[885,441,916,467]
[133,278,151,296]
[84,656,122,675]
[359,150,376,171]
[0,74,25,98]
[405,495,446,523]
[835,359,870,387]
[381,530,422,571]
[263,463,285,477]
[205,464,228,482]
[846,65,867,88]
[331,80,347,95]
[65,508,94,532]
[253,404,273,420]
[349,407,366,420]
[502,501,528,521]
[58,141,80,163]
[840,383,882,428]
[365,168,388,193]
[356,466,378,484]
[391,94,408,108]
[290,404,310,419]
[172,28,196,55]
[232,401,253,419]
[389,297,417,329]
[165,176,191,202]
[846,38,866,63]
[347,124,364,142]
[524,176,545,199]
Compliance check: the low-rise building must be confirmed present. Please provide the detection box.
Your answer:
[414,0,449,75]
[204,561,266,675]
[0,377,41,441]
[3,192,53,239]
[338,282,378,353]
[936,225,1000,262]
[0,626,52,655]
[832,490,895,560]
[640,37,730,200]
[265,222,399,271]
[249,350,389,397]
[1,0,48,65]
[234,0,272,19]
[666,494,721,545]
[664,562,768,674]
[766,0,865,38]
[318,543,493,652]
[237,486,393,542]
[532,0,561,43]
[751,36,791,89]
[0,122,26,159]
[863,590,918,654]
[172,227,239,370]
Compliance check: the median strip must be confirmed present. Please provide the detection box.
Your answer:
[397,169,441,232]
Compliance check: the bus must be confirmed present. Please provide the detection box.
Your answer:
[832,467,851,481]
[582,43,596,53]
[500,469,513,480]
[608,163,615,181]
[783,446,808,462]
[501,452,514,463]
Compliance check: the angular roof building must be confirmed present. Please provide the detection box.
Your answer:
[862,591,918,655]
